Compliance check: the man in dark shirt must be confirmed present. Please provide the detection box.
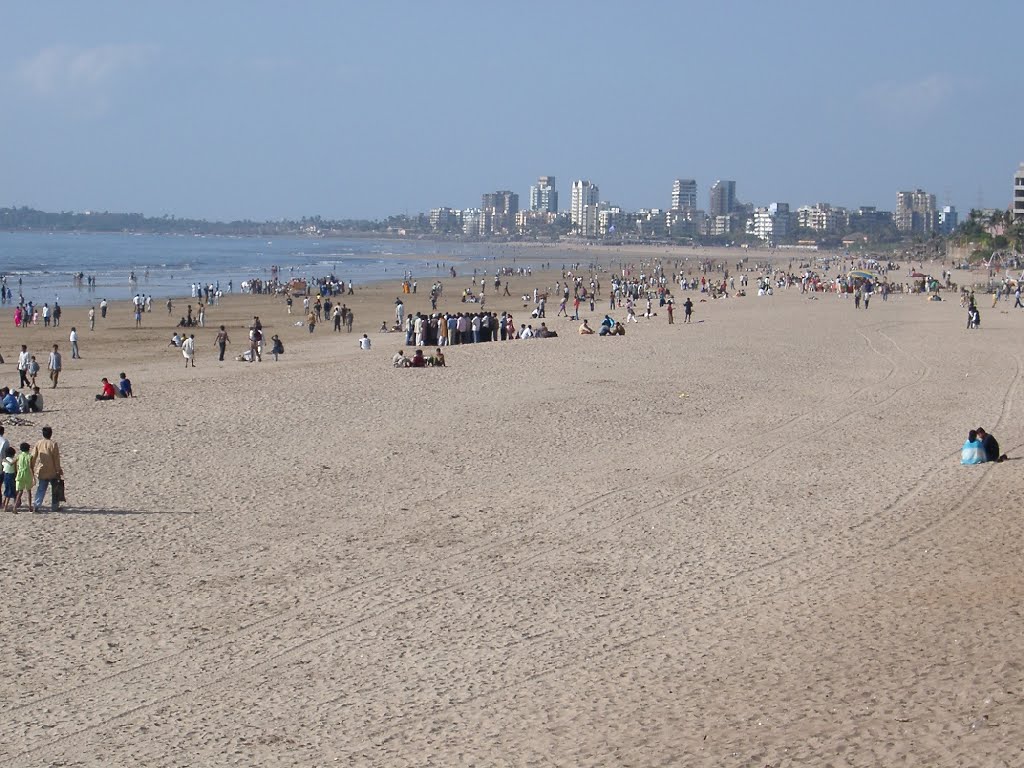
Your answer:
[976,427,1007,463]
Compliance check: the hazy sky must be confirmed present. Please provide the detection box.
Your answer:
[2,1,1020,220]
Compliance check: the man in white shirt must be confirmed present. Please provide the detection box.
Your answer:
[69,327,80,359]
[18,345,31,388]
[359,334,372,350]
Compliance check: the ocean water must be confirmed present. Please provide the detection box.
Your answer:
[0,232,531,307]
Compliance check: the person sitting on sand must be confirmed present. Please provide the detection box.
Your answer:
[168,333,181,347]
[579,319,594,334]
[95,377,117,401]
[2,388,20,414]
[380,321,389,333]
[410,349,426,368]
[975,427,1008,463]
[612,322,626,336]
[961,430,986,465]
[118,372,134,398]
[393,349,410,368]
[359,334,372,350]
[428,349,446,367]
[21,387,43,413]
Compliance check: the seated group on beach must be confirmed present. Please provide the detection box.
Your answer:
[960,427,1008,464]
[392,348,446,368]
[578,315,626,336]
[94,373,134,401]
[1,386,43,414]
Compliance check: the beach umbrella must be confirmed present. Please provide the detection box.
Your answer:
[847,270,877,280]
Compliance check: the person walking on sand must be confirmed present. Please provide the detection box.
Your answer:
[683,297,693,323]
[182,334,196,367]
[31,426,62,512]
[88,306,95,331]
[215,325,230,361]
[667,301,675,324]
[18,345,31,388]
[69,327,80,359]
[47,345,62,388]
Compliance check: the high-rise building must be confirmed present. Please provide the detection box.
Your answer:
[481,190,519,235]
[895,189,937,235]
[671,179,697,211]
[709,180,736,217]
[529,176,558,213]
[939,205,959,235]
[571,180,600,235]
[1014,163,1024,222]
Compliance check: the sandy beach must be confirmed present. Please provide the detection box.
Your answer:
[2,252,1023,766]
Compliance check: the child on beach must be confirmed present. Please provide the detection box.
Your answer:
[14,442,34,513]
[2,446,16,513]
[28,356,40,387]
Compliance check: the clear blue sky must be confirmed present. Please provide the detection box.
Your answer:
[1,1,1020,221]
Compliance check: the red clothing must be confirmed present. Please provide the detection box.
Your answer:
[101,381,116,398]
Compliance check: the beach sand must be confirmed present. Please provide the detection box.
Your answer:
[2,255,1023,766]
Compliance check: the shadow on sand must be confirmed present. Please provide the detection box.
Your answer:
[54,506,172,516]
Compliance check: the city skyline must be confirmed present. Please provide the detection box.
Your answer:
[1,2,1022,221]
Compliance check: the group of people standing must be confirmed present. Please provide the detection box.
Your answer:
[1,425,63,514]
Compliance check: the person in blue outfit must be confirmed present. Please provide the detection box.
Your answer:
[961,430,987,465]
[2,388,20,414]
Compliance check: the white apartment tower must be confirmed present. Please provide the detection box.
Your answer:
[571,180,600,235]
[529,176,558,213]
[671,179,697,211]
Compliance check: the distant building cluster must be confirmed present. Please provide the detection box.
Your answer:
[419,169,1024,245]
